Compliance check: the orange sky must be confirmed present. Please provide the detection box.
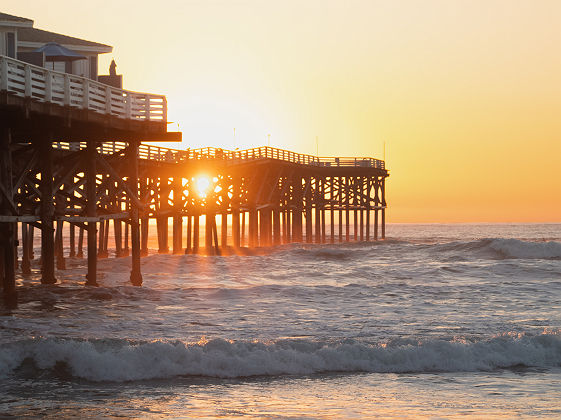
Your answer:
[4,0,561,222]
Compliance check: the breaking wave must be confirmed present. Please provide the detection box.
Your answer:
[434,238,561,260]
[1,332,560,382]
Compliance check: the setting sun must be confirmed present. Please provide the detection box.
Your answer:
[194,175,212,198]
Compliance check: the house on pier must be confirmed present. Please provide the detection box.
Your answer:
[1,11,112,80]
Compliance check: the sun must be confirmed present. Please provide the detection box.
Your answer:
[195,176,212,198]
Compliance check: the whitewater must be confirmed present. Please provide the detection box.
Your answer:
[1,224,560,418]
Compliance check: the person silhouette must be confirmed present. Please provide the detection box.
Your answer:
[109,59,117,76]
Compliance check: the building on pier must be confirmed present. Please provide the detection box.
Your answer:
[1,12,111,79]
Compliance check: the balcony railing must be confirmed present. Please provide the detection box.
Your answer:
[0,55,166,122]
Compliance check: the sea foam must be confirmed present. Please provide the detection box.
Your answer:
[1,332,560,382]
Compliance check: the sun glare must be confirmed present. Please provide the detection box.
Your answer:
[195,176,212,198]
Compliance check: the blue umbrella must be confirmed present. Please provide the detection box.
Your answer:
[33,42,86,62]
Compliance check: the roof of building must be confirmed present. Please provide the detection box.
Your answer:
[18,27,112,51]
[0,12,33,24]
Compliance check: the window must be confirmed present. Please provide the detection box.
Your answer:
[6,32,15,58]
[89,56,98,80]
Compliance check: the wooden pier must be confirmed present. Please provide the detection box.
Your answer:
[0,54,388,303]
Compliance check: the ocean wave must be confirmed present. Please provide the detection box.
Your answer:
[434,238,561,260]
[486,238,561,259]
[1,332,560,382]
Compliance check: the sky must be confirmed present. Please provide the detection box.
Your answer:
[4,0,560,222]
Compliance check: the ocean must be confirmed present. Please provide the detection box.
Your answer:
[1,223,560,418]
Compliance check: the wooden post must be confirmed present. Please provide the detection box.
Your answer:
[305,177,313,243]
[14,222,18,270]
[172,178,183,254]
[21,223,31,275]
[212,216,220,255]
[360,210,364,242]
[124,217,130,255]
[330,177,335,244]
[374,209,379,240]
[85,141,97,286]
[381,178,386,240]
[29,225,35,260]
[129,141,142,286]
[104,220,110,257]
[78,227,84,257]
[157,179,169,253]
[286,209,292,243]
[273,207,281,246]
[55,220,66,269]
[157,217,169,253]
[38,138,56,284]
[292,178,303,242]
[232,209,240,248]
[205,214,213,253]
[221,212,228,248]
[282,209,288,244]
[140,216,148,256]
[241,211,246,247]
[140,180,148,257]
[1,128,17,302]
[354,178,359,241]
[97,219,107,258]
[114,218,123,257]
[69,223,76,257]
[345,177,350,242]
[366,180,371,241]
[248,208,257,248]
[185,215,192,253]
[193,214,200,253]
[172,214,183,254]
[315,180,321,244]
[259,209,270,247]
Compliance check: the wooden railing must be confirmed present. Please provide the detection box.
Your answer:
[0,55,166,122]
[52,142,385,169]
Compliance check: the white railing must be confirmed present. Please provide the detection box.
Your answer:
[52,142,385,169]
[0,55,166,122]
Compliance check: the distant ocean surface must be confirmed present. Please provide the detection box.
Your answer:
[1,224,561,418]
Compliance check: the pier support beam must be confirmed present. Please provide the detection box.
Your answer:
[193,215,200,253]
[172,179,183,254]
[248,208,257,247]
[381,178,386,239]
[38,138,57,285]
[205,214,213,253]
[1,128,17,303]
[21,223,31,276]
[232,209,240,248]
[85,141,97,286]
[273,207,281,246]
[114,218,123,257]
[221,212,228,248]
[141,215,149,256]
[185,215,192,253]
[129,141,143,286]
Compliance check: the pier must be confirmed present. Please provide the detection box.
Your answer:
[0,54,388,302]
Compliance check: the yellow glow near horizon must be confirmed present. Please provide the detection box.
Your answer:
[4,0,560,222]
